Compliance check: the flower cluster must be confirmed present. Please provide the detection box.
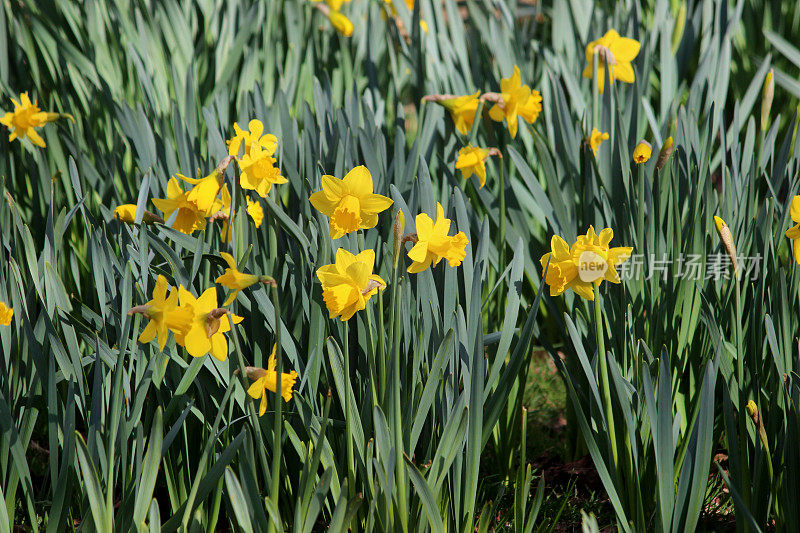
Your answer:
[114,119,279,236]
[129,274,241,360]
[310,166,469,322]
[130,259,295,409]
[426,65,542,140]
[425,65,542,189]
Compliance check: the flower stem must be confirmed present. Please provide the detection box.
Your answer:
[389,243,408,532]
[733,272,751,508]
[268,284,283,532]
[593,285,618,469]
[377,290,387,406]
[636,163,645,255]
[267,188,279,274]
[592,54,600,130]
[358,231,380,409]
[229,320,272,489]
[498,141,507,273]
[342,320,356,499]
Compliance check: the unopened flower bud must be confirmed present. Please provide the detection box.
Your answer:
[761,69,774,132]
[714,216,739,278]
[656,136,674,171]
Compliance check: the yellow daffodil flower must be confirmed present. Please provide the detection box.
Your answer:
[246,344,299,415]
[1,92,71,148]
[785,196,800,264]
[215,252,273,306]
[316,248,386,321]
[329,10,354,36]
[130,275,194,351]
[227,119,277,158]
[446,92,480,135]
[540,227,632,300]
[455,145,500,188]
[176,156,234,215]
[407,202,469,273]
[238,142,287,198]
[486,66,542,138]
[178,171,222,214]
[246,196,264,228]
[539,235,578,297]
[208,184,233,241]
[582,29,641,93]
[113,204,164,225]
[633,140,652,164]
[714,216,739,277]
[175,287,243,361]
[0,302,13,325]
[424,91,480,135]
[309,165,394,239]
[114,204,137,223]
[589,128,609,156]
[152,178,208,234]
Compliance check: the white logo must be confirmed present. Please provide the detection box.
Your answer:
[578,251,608,282]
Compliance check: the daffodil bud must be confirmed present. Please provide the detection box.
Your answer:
[671,3,686,53]
[632,140,652,164]
[745,399,770,452]
[746,400,758,420]
[713,216,739,278]
[656,136,674,171]
[329,10,353,37]
[393,209,405,266]
[761,69,774,132]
